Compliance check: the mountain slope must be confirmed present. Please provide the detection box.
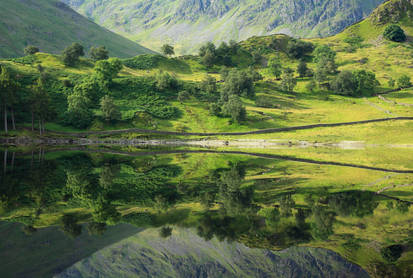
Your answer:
[0,0,155,58]
[56,228,369,278]
[62,0,385,54]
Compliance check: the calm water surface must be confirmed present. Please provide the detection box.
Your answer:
[1,146,412,277]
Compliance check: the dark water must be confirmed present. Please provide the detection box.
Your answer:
[0,147,412,277]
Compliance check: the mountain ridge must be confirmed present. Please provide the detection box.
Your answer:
[62,0,386,54]
[0,0,154,58]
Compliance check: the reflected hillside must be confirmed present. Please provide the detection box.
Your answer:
[1,147,413,277]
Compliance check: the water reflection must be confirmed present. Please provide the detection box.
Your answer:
[1,147,413,277]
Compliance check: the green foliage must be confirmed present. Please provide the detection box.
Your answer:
[65,90,94,128]
[62,43,85,67]
[100,95,121,122]
[388,77,396,88]
[311,206,336,240]
[381,245,404,263]
[281,68,297,92]
[94,58,123,83]
[328,191,378,217]
[222,95,246,123]
[331,70,379,97]
[24,46,39,56]
[89,46,109,61]
[61,214,82,238]
[383,24,406,42]
[161,44,175,56]
[177,91,190,103]
[397,74,412,88]
[159,226,173,238]
[155,71,179,91]
[268,56,282,79]
[297,60,310,78]
[286,39,314,59]
[314,45,337,75]
[221,68,254,99]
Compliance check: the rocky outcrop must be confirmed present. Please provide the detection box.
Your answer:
[370,0,413,24]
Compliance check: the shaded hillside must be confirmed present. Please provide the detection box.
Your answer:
[56,228,369,278]
[62,0,385,54]
[0,222,141,278]
[0,0,154,58]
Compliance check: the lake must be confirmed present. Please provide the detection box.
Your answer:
[1,145,412,277]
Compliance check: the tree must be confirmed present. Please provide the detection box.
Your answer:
[397,74,412,88]
[24,45,39,55]
[32,77,53,134]
[297,60,309,78]
[199,42,217,67]
[62,43,85,67]
[331,70,379,96]
[314,45,337,74]
[65,90,94,129]
[177,91,190,103]
[161,44,175,56]
[90,46,109,61]
[200,75,218,98]
[268,56,282,79]
[100,96,121,122]
[0,66,15,134]
[286,39,314,59]
[281,68,297,92]
[155,70,178,91]
[221,69,254,99]
[383,24,406,42]
[221,95,246,123]
[94,58,123,84]
[159,226,173,238]
[381,245,404,263]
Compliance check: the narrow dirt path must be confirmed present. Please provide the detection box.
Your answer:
[50,117,413,137]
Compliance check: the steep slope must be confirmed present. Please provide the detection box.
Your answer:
[0,221,141,278]
[62,0,385,54]
[0,0,155,58]
[56,228,369,278]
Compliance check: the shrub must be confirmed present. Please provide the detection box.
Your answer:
[286,39,314,59]
[100,96,121,122]
[24,45,39,55]
[90,46,109,61]
[63,43,85,67]
[222,95,246,123]
[383,25,406,42]
[397,74,412,88]
[381,245,404,263]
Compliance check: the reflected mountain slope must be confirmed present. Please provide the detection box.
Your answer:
[56,228,368,278]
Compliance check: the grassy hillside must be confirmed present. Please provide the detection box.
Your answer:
[62,0,385,54]
[0,0,154,58]
[0,0,412,145]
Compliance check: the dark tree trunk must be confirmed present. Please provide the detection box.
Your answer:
[39,119,42,135]
[11,107,15,130]
[11,152,15,171]
[31,150,34,168]
[4,104,7,134]
[3,149,7,174]
[31,111,34,132]
[42,119,45,134]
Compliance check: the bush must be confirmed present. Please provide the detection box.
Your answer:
[221,95,246,123]
[381,245,404,263]
[383,25,406,42]
[24,45,39,55]
[100,96,121,122]
[331,70,379,96]
[90,46,109,61]
[286,39,314,59]
[155,71,179,91]
[397,74,412,88]
[123,54,162,70]
[63,43,85,67]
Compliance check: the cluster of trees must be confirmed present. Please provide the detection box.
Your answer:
[0,66,54,134]
[199,41,239,67]
[330,70,379,96]
[208,68,258,123]
[63,43,110,66]
[65,57,123,128]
